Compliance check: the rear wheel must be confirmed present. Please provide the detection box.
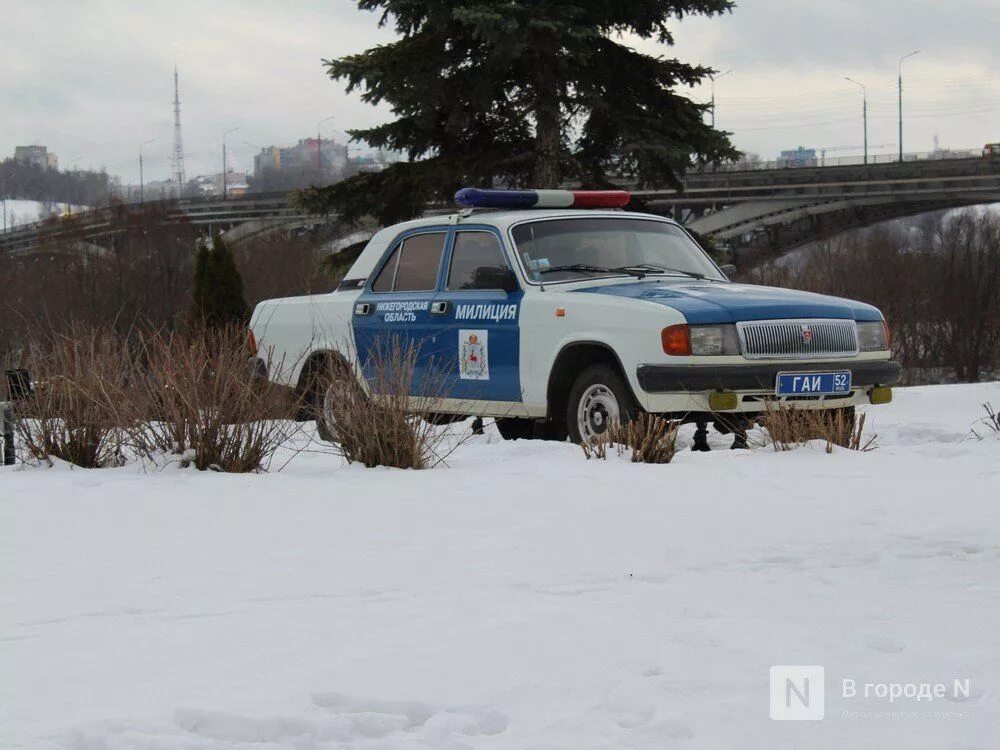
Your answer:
[310,358,365,443]
[566,364,639,444]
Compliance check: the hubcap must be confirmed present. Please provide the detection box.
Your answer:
[578,384,621,441]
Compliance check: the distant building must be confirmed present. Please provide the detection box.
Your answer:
[253,137,348,178]
[14,145,58,169]
[777,147,817,168]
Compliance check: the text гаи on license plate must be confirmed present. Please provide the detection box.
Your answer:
[775,371,852,396]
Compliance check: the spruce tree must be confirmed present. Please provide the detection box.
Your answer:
[190,237,213,328]
[295,1,739,224]
[189,233,249,330]
[209,232,249,327]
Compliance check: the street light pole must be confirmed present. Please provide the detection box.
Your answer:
[317,115,336,175]
[845,77,868,165]
[139,139,155,204]
[898,50,921,162]
[709,70,732,128]
[221,127,240,200]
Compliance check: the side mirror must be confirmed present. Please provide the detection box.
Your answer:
[472,266,518,292]
[719,264,737,279]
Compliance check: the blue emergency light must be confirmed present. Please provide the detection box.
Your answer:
[455,187,631,209]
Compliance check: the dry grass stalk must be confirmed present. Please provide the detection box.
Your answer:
[12,325,141,468]
[971,402,1000,439]
[759,403,877,453]
[582,413,680,464]
[319,336,472,469]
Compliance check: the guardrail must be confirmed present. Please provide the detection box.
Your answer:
[697,149,988,173]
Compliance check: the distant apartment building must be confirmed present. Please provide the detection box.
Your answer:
[777,147,817,168]
[253,137,348,177]
[14,145,58,169]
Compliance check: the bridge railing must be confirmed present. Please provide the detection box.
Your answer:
[697,149,985,174]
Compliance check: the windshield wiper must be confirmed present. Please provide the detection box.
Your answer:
[623,263,710,281]
[539,263,648,279]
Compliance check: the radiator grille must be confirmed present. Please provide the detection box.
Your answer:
[736,319,859,359]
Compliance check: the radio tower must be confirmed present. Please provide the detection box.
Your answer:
[171,66,186,197]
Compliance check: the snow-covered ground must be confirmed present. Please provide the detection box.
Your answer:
[2,382,999,749]
[1,199,81,230]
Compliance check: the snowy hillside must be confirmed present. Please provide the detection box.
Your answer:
[2,382,999,749]
[1,199,82,229]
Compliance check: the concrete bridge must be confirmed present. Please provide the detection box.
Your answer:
[3,154,999,263]
[636,155,1000,262]
[0,192,312,257]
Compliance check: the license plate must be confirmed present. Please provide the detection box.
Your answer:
[775,370,852,396]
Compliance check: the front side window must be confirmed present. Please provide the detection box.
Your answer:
[510,218,725,283]
[370,232,446,292]
[447,232,510,290]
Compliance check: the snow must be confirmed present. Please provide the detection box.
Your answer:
[2,382,999,748]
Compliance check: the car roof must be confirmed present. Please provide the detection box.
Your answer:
[378,208,678,235]
[349,209,682,281]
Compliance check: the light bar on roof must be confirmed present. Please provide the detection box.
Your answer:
[454,187,631,209]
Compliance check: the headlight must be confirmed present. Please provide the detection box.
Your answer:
[857,321,890,352]
[690,324,740,355]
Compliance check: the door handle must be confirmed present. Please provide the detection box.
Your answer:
[354,302,372,316]
[430,301,450,315]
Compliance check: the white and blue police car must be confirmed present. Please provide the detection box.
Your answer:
[250,188,900,447]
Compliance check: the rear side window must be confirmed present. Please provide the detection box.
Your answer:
[371,243,400,292]
[370,232,446,293]
[447,232,509,290]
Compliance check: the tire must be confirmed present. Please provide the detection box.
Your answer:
[565,363,639,444]
[310,358,365,443]
[495,417,536,441]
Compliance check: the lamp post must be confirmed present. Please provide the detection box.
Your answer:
[221,127,240,200]
[898,50,921,162]
[844,77,868,165]
[709,70,732,128]
[317,115,336,175]
[139,139,155,204]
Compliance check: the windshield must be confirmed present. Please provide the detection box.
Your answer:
[510,217,726,283]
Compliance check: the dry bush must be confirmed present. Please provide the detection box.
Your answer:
[318,336,469,469]
[581,413,680,464]
[139,326,302,472]
[758,404,877,453]
[12,325,143,467]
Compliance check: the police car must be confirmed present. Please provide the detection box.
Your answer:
[250,188,900,446]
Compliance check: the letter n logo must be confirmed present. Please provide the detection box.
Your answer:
[769,666,825,720]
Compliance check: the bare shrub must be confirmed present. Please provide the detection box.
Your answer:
[139,326,301,472]
[12,325,142,467]
[581,413,680,464]
[318,336,470,469]
[758,404,877,453]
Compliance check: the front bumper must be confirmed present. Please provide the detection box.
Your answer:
[637,359,902,393]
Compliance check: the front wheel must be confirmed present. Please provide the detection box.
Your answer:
[565,364,639,444]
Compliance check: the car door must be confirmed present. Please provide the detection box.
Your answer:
[352,229,448,396]
[427,228,524,403]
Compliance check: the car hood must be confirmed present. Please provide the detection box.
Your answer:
[573,279,883,323]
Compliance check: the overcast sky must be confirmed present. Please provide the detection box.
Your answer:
[2,0,998,184]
